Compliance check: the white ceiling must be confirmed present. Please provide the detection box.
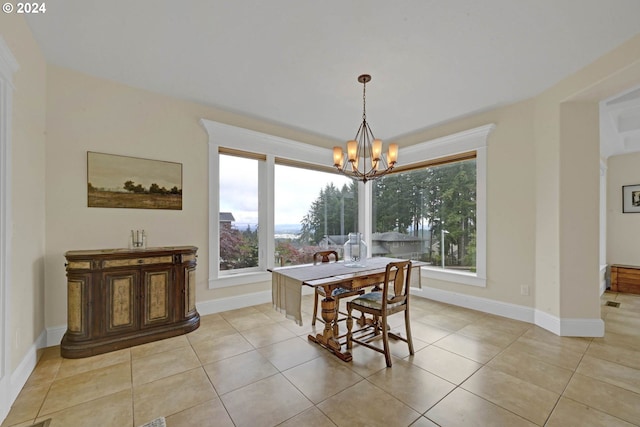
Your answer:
[601,86,640,158]
[24,0,640,144]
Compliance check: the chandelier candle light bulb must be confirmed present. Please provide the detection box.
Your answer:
[387,143,399,164]
[347,140,358,162]
[372,139,382,161]
[332,74,399,183]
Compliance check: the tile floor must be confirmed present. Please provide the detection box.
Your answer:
[2,291,640,427]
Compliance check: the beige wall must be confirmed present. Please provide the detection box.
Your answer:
[607,152,640,265]
[0,15,47,371]
[558,102,601,318]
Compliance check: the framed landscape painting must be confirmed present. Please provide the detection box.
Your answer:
[622,184,640,213]
[87,152,183,210]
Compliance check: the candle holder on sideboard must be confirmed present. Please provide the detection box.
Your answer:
[129,230,147,249]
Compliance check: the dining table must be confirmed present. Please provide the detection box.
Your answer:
[271,256,425,361]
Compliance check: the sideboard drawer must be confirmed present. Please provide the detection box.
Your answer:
[103,255,173,268]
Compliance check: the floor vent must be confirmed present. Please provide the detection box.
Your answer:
[605,301,621,307]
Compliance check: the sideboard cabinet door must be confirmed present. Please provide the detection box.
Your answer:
[184,265,197,318]
[103,269,140,335]
[61,246,199,358]
[141,266,173,328]
[66,273,92,341]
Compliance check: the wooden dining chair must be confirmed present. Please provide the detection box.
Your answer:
[346,260,414,367]
[311,250,364,326]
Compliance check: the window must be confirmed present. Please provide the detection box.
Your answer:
[219,153,260,273]
[274,164,357,267]
[372,158,477,273]
[202,119,492,288]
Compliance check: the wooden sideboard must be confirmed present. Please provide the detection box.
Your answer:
[61,246,200,358]
[610,264,640,294]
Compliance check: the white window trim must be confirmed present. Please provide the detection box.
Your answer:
[397,126,492,287]
[201,120,329,288]
[201,119,494,289]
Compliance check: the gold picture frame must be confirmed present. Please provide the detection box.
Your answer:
[87,152,182,210]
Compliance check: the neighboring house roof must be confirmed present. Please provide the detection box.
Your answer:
[370,244,388,255]
[219,212,235,223]
[372,231,423,242]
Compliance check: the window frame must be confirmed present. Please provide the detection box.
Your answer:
[381,127,490,287]
[201,119,493,289]
[217,151,265,276]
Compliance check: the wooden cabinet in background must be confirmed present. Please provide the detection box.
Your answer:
[61,246,200,358]
[610,264,640,295]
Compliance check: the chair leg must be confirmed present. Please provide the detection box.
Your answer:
[332,300,340,337]
[381,314,392,367]
[346,302,353,350]
[405,308,414,355]
[312,289,319,326]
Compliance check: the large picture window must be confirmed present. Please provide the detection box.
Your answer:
[274,164,358,267]
[372,158,477,273]
[219,153,260,272]
[202,119,492,288]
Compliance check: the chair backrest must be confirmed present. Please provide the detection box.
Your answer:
[313,250,339,265]
[382,260,412,307]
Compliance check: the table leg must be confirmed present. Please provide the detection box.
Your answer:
[308,293,352,362]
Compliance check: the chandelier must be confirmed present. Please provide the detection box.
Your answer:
[333,74,398,183]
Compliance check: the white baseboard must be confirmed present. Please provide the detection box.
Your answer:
[1,329,47,423]
[600,264,608,296]
[412,286,604,337]
[533,309,560,334]
[47,325,66,347]
[411,287,535,323]
[559,317,604,337]
[196,286,314,316]
[196,290,273,315]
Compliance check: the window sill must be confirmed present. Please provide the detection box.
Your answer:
[209,271,272,288]
[420,267,486,287]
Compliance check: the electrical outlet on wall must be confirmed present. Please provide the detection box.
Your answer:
[520,285,530,296]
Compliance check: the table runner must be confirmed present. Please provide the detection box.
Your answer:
[271,257,409,325]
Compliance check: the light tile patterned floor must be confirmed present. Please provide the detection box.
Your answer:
[2,291,640,427]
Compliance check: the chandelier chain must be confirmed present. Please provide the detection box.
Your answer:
[362,79,367,122]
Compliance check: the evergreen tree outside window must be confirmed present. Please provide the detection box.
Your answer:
[372,159,476,272]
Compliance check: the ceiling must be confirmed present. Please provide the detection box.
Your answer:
[601,87,640,158]
[24,1,640,145]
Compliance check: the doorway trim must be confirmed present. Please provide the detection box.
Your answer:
[0,36,19,421]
